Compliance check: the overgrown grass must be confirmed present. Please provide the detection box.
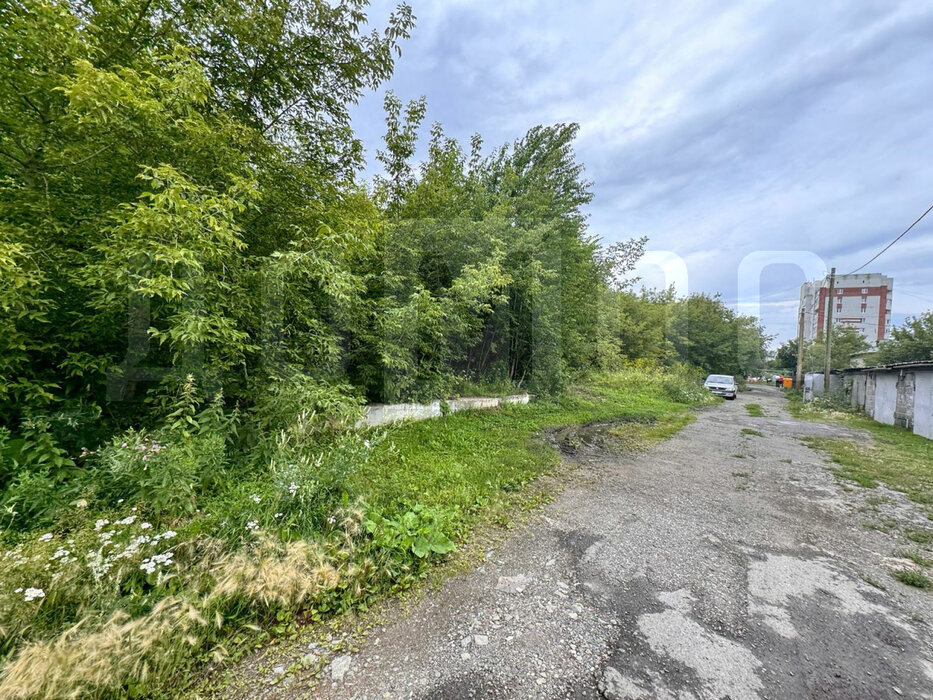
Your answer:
[744,403,764,417]
[0,367,711,698]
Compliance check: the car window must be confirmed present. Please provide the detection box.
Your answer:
[706,375,733,383]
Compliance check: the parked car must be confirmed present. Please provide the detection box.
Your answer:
[704,374,737,400]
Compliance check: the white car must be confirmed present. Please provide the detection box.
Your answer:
[704,374,737,400]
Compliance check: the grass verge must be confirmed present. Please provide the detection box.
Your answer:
[0,368,712,698]
[787,391,933,559]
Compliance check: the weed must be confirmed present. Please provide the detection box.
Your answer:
[892,568,932,589]
[732,472,750,478]
[741,428,764,437]
[905,529,933,545]
[744,404,764,417]
[0,368,710,699]
[896,550,932,568]
[732,454,747,459]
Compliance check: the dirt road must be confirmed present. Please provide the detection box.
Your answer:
[248,386,933,699]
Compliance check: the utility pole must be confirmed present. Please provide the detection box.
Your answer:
[795,306,805,391]
[823,267,836,394]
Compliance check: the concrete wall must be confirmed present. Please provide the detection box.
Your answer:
[894,372,915,430]
[803,372,843,401]
[361,394,531,427]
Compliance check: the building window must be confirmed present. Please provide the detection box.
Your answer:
[861,288,868,293]
[861,304,867,313]
[836,303,842,312]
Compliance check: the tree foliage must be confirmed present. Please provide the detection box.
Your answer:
[0,0,770,519]
[771,325,871,372]
[873,311,933,364]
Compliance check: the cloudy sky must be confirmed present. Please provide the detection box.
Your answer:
[351,0,933,344]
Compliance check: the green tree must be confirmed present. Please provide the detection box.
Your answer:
[801,325,871,371]
[772,339,798,372]
[873,311,933,364]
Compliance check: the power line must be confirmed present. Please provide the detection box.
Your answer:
[848,201,933,274]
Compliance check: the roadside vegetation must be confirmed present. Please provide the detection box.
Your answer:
[744,403,765,417]
[0,369,711,699]
[0,2,763,696]
[787,393,933,519]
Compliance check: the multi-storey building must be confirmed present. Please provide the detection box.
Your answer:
[799,273,893,345]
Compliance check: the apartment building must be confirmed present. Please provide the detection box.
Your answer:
[799,273,893,344]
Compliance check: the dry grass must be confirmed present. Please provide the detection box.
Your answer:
[208,537,342,609]
[0,528,359,700]
[0,597,207,700]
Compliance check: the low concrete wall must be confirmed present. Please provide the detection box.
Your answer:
[361,394,531,427]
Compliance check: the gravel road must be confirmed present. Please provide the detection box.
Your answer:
[238,386,933,699]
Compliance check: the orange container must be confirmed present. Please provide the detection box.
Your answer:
[783,377,793,389]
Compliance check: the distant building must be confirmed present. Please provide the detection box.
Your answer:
[799,273,893,345]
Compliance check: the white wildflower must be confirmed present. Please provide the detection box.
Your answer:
[139,522,152,530]
[288,482,299,496]
[274,512,283,519]
[246,520,259,532]
[250,494,261,504]
[38,533,53,542]
[115,515,137,526]
[94,519,109,531]
[139,551,174,575]
[23,587,45,602]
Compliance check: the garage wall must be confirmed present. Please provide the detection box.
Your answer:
[873,374,898,426]
[914,373,933,440]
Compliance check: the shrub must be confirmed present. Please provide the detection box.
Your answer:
[88,377,234,517]
[0,419,77,530]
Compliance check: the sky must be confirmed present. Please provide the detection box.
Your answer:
[351,0,933,345]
